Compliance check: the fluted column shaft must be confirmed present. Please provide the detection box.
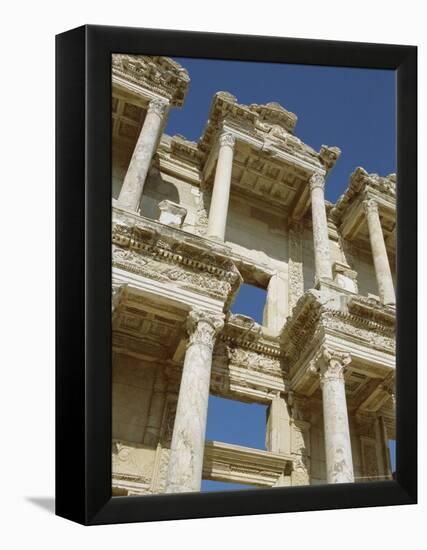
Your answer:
[165,309,224,493]
[117,98,168,211]
[206,132,235,240]
[310,173,333,282]
[363,199,395,305]
[313,348,354,483]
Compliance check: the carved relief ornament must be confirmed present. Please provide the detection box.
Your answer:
[363,198,379,216]
[309,172,325,191]
[219,132,236,148]
[310,346,351,384]
[187,309,225,350]
[148,98,169,117]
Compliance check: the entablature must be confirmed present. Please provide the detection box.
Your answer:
[197,92,339,214]
[112,207,242,310]
[210,314,288,403]
[203,440,293,487]
[332,167,396,253]
[112,54,190,107]
[280,289,395,401]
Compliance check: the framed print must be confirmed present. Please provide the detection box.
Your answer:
[56,25,417,525]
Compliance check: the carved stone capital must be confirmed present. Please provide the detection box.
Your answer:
[320,347,351,383]
[310,346,351,384]
[363,198,379,216]
[219,132,236,149]
[309,172,325,191]
[187,309,225,350]
[148,98,169,117]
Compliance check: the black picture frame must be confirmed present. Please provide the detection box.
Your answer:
[55,24,417,525]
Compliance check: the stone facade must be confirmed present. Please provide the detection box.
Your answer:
[111,55,396,496]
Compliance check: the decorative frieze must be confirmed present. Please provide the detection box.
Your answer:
[112,54,190,107]
[112,213,242,307]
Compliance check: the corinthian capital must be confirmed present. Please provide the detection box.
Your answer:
[310,346,351,384]
[309,172,325,191]
[187,309,225,350]
[363,198,379,216]
[148,98,169,117]
[219,132,236,149]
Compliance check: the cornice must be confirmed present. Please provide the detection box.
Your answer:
[197,91,338,174]
[112,208,242,308]
[332,166,396,226]
[112,54,190,107]
[280,289,396,365]
[221,313,284,358]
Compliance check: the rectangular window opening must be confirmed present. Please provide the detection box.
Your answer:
[206,395,267,451]
[230,281,267,325]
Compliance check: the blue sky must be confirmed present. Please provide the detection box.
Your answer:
[164,58,396,491]
[166,57,396,203]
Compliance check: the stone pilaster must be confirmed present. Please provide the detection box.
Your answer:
[309,173,333,283]
[288,221,304,312]
[263,273,288,334]
[206,132,235,241]
[143,368,166,447]
[117,98,169,211]
[363,198,395,305]
[266,393,291,455]
[165,309,224,493]
[312,347,354,483]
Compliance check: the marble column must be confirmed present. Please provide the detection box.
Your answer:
[363,198,395,305]
[117,98,169,211]
[315,347,354,483]
[165,309,224,493]
[309,173,333,283]
[206,132,235,241]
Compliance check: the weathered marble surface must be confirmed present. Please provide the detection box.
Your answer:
[364,199,395,305]
[165,309,224,493]
[206,132,235,241]
[310,173,333,282]
[118,98,168,211]
[317,348,354,483]
[111,55,396,496]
